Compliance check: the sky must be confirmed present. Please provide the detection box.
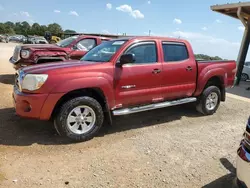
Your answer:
[0,0,250,60]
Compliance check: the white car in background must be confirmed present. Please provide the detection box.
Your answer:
[242,62,250,81]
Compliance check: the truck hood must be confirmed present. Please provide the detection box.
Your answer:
[21,60,102,74]
[21,44,63,50]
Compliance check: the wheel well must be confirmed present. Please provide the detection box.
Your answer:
[204,76,225,101]
[37,58,63,64]
[51,88,107,119]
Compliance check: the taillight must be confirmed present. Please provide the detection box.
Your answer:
[247,117,250,133]
[238,146,250,162]
[232,68,237,73]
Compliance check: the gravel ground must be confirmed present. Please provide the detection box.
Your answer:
[0,43,249,188]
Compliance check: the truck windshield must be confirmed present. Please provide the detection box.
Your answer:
[56,36,78,47]
[81,40,126,62]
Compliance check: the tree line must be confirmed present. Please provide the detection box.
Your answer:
[0,21,77,36]
[0,21,224,60]
[195,54,223,60]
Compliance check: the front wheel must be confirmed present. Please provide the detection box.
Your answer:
[54,96,104,142]
[196,86,221,115]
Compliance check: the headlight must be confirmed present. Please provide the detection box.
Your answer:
[20,50,30,59]
[21,74,48,91]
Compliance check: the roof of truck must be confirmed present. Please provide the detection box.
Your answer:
[111,36,189,43]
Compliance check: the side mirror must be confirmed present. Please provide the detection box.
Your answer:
[72,45,78,50]
[117,54,135,67]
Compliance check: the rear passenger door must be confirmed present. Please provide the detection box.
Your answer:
[160,41,197,100]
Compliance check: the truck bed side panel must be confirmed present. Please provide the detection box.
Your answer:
[194,61,236,96]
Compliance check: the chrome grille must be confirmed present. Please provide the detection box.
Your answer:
[12,46,21,62]
[14,72,19,90]
[14,70,24,91]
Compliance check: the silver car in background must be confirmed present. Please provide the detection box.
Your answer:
[242,62,250,81]
[236,116,250,187]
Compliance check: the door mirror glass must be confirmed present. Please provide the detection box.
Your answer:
[72,45,78,50]
[119,54,135,66]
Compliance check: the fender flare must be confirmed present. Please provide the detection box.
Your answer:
[195,68,226,96]
[50,76,115,108]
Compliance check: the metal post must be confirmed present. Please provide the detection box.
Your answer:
[235,19,250,85]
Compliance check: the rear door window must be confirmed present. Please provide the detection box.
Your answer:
[162,42,189,62]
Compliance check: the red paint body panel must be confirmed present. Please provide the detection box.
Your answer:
[39,93,65,120]
[10,35,111,69]
[13,88,48,119]
[13,36,237,121]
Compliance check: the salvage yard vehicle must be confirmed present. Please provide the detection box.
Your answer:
[23,36,48,44]
[9,35,111,70]
[13,36,236,141]
[236,116,250,188]
[0,34,9,43]
[241,62,250,81]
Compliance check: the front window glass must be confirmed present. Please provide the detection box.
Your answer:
[125,43,157,64]
[56,36,78,47]
[81,40,126,62]
[77,39,96,51]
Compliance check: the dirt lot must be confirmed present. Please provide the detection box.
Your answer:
[0,43,249,188]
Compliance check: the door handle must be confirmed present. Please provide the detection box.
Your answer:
[152,69,161,74]
[186,66,193,71]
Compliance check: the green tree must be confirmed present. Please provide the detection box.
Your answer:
[0,23,6,34]
[31,23,41,35]
[47,23,63,36]
[0,23,15,34]
[64,29,77,34]
[39,25,48,36]
[14,22,23,34]
[21,21,31,36]
[195,54,223,61]
[4,21,15,29]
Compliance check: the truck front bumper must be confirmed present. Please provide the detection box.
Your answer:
[236,144,250,188]
[13,87,64,120]
[13,87,49,119]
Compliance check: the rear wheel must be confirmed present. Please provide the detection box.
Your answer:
[196,86,221,115]
[54,96,104,142]
[241,73,249,81]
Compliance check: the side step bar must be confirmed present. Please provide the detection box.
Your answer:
[112,97,197,116]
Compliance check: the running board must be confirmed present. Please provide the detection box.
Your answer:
[112,97,197,116]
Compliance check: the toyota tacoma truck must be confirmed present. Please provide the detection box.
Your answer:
[13,36,236,141]
[9,35,111,70]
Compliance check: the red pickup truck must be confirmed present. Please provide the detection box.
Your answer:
[9,35,111,70]
[13,36,236,141]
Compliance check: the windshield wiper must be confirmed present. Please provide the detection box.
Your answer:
[82,59,97,62]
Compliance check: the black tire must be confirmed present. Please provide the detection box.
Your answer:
[54,96,104,142]
[196,86,221,115]
[241,73,249,81]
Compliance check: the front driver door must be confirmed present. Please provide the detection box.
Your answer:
[69,38,97,60]
[114,41,163,108]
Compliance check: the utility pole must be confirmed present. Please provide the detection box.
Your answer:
[149,30,151,36]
